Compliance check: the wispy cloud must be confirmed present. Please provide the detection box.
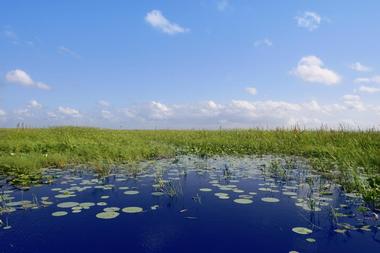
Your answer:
[58,106,81,117]
[245,87,257,95]
[254,38,273,47]
[295,11,322,31]
[145,10,189,35]
[350,62,372,72]
[2,26,35,46]
[0,109,6,117]
[354,75,380,84]
[358,85,380,94]
[217,0,229,11]
[98,100,110,107]
[291,56,341,85]
[5,69,51,90]
[58,46,81,59]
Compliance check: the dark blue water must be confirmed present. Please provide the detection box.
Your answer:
[0,156,379,253]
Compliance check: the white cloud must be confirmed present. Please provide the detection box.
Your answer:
[6,69,33,85]
[101,110,113,119]
[58,46,81,59]
[292,56,341,85]
[145,10,189,35]
[245,87,257,95]
[149,101,172,119]
[98,100,110,107]
[358,85,380,94]
[11,100,43,120]
[3,29,17,40]
[28,100,42,109]
[0,109,6,117]
[230,100,256,113]
[58,106,81,117]
[3,98,380,129]
[14,108,31,117]
[354,75,380,84]
[47,112,57,118]
[342,94,365,111]
[5,69,51,90]
[254,38,273,47]
[2,27,36,47]
[206,100,220,110]
[350,62,372,72]
[217,0,229,11]
[295,11,322,31]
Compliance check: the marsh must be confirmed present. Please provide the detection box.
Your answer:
[1,156,379,253]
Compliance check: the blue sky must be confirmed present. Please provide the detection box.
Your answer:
[0,0,379,129]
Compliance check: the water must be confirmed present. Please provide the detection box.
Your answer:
[0,156,379,253]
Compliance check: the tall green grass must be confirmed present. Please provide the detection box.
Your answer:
[0,127,379,206]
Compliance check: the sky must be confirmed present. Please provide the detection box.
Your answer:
[0,0,379,129]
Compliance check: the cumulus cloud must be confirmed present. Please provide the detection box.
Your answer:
[254,38,273,47]
[3,98,380,129]
[350,62,372,72]
[354,75,380,84]
[28,100,42,109]
[295,11,322,31]
[292,56,341,85]
[342,94,365,111]
[58,106,81,117]
[12,100,43,119]
[231,100,256,111]
[149,101,172,119]
[5,69,51,90]
[358,85,380,94]
[145,10,189,35]
[245,87,257,95]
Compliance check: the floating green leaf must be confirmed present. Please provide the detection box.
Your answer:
[52,211,68,217]
[96,211,120,219]
[122,206,143,213]
[233,198,253,204]
[292,227,312,235]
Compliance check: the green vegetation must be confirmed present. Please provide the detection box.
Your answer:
[0,127,379,207]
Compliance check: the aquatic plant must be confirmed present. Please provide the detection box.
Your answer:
[0,127,379,207]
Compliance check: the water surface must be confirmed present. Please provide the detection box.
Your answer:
[1,156,379,253]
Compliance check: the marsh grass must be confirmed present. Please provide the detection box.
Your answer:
[0,127,379,206]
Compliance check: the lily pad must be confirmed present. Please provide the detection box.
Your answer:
[292,227,313,235]
[123,190,139,195]
[103,207,120,212]
[199,188,212,192]
[261,197,280,203]
[80,202,95,208]
[122,206,143,213]
[57,202,79,208]
[52,211,68,217]
[306,238,316,243]
[233,198,253,204]
[96,211,120,219]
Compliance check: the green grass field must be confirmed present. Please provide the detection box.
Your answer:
[0,127,379,207]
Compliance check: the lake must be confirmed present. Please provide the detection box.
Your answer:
[0,156,379,253]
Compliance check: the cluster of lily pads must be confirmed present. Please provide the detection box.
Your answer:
[1,154,379,252]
